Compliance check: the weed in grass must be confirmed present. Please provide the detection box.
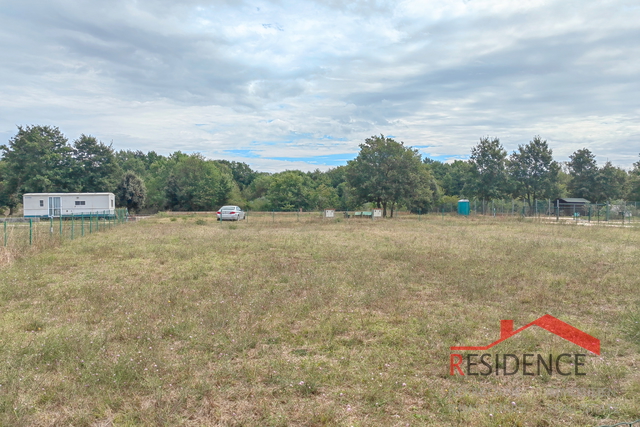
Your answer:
[295,379,320,396]
[24,319,45,332]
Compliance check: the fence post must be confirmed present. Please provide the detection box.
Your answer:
[29,219,33,246]
[71,214,74,240]
[50,217,53,235]
[3,221,6,247]
[59,215,63,237]
[90,213,93,234]
[82,216,85,237]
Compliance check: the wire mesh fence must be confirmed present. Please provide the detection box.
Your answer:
[1,209,129,266]
[429,199,639,225]
[160,202,640,225]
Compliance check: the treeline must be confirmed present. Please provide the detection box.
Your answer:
[1,126,639,216]
[430,136,640,209]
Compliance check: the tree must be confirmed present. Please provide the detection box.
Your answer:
[244,173,271,200]
[0,160,19,215]
[468,137,508,200]
[115,150,151,178]
[215,160,257,191]
[594,162,627,202]
[0,125,73,197]
[567,149,628,202]
[72,135,121,192]
[424,159,473,197]
[508,136,560,211]
[165,154,232,211]
[322,166,360,210]
[346,135,426,217]
[325,166,348,188]
[116,171,147,212]
[628,154,640,201]
[567,148,598,200]
[266,171,314,211]
[403,163,440,213]
[142,156,172,211]
[313,184,340,210]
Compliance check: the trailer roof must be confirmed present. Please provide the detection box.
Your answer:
[23,193,115,196]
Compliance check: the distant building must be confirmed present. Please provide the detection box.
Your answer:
[554,198,591,216]
[23,193,116,218]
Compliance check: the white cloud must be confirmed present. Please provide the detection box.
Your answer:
[0,0,638,170]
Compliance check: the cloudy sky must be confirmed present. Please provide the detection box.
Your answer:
[1,0,638,171]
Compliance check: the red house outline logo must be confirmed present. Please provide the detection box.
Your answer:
[450,314,600,355]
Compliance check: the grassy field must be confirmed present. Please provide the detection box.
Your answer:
[0,215,638,426]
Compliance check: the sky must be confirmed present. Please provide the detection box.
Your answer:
[0,0,638,172]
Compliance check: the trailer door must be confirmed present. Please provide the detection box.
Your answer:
[48,197,61,217]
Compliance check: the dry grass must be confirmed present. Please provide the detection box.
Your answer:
[0,215,638,426]
[0,218,118,268]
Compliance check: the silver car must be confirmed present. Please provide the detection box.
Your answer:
[216,205,245,221]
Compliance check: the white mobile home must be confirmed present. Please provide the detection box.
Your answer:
[23,193,116,218]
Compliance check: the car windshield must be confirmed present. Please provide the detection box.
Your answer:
[220,206,236,210]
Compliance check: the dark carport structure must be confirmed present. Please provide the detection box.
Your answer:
[554,198,591,217]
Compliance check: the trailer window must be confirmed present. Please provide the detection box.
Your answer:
[39,200,44,207]
[75,201,86,206]
[111,200,114,207]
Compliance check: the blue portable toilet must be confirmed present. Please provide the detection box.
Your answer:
[458,199,470,216]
